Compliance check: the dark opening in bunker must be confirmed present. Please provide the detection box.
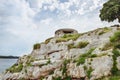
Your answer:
[63,31,73,34]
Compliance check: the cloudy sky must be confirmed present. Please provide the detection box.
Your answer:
[0,0,119,56]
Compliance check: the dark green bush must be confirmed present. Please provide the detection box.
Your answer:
[33,43,41,50]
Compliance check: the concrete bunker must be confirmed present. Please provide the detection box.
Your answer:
[55,28,78,37]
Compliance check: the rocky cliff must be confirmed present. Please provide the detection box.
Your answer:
[1,25,120,80]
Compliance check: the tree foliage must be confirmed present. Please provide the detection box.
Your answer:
[99,0,120,23]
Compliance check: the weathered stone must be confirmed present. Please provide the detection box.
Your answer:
[117,56,120,70]
[91,56,113,79]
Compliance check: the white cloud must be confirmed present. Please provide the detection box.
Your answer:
[40,18,53,25]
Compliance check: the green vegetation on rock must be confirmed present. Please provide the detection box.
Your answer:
[76,41,89,48]
[45,37,53,44]
[86,67,93,79]
[75,48,96,66]
[111,49,120,75]
[68,41,89,49]
[61,59,70,75]
[76,57,86,65]
[109,76,120,80]
[110,31,120,49]
[26,56,34,67]
[109,31,120,76]
[110,31,120,42]
[7,63,23,73]
[101,42,113,51]
[56,34,80,43]
[52,76,62,80]
[64,76,72,80]
[98,27,111,35]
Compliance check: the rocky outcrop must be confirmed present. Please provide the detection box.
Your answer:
[1,25,120,80]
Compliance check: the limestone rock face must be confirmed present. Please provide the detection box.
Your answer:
[68,63,86,78]
[91,56,113,79]
[1,25,120,80]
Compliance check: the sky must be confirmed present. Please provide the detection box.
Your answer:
[0,0,119,56]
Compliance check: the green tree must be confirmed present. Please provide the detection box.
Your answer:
[99,0,120,23]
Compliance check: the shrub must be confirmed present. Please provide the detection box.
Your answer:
[56,34,80,43]
[33,43,41,50]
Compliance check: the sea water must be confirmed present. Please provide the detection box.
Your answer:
[0,58,18,73]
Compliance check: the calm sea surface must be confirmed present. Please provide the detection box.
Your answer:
[0,58,18,73]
